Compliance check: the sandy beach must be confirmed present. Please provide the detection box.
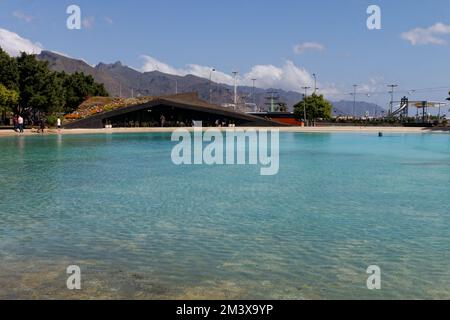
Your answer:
[0,126,449,137]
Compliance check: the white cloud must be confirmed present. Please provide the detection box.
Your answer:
[48,50,72,58]
[0,28,42,56]
[187,64,235,84]
[140,55,319,93]
[321,77,388,102]
[359,77,385,95]
[401,23,450,45]
[293,42,325,54]
[244,61,313,92]
[140,55,185,76]
[13,10,34,23]
[319,84,342,98]
[140,55,235,84]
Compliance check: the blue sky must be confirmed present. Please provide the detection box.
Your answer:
[1,0,450,106]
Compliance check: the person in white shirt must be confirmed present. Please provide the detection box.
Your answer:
[18,116,24,133]
[57,118,62,131]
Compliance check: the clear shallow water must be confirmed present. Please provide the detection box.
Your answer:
[0,132,450,299]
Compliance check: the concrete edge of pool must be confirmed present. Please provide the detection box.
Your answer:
[1,126,449,137]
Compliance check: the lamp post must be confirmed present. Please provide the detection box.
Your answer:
[232,71,239,110]
[209,68,215,104]
[302,86,311,126]
[387,84,398,115]
[352,84,358,118]
[251,78,257,104]
[313,73,317,94]
[312,75,317,126]
[251,78,257,112]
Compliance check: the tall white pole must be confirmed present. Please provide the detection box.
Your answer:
[302,86,310,125]
[252,78,257,111]
[232,71,238,109]
[352,84,358,117]
[209,68,215,104]
[252,78,256,103]
[313,74,317,94]
[387,84,398,115]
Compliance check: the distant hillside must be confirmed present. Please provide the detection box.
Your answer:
[332,100,386,117]
[37,51,385,115]
[38,51,124,98]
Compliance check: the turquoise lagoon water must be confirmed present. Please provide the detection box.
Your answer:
[0,132,450,299]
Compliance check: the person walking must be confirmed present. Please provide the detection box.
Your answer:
[18,115,24,133]
[13,115,18,132]
[39,118,45,134]
[160,114,166,128]
[57,117,62,132]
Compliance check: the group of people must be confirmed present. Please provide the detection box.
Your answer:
[158,114,233,128]
[215,119,231,127]
[12,115,24,133]
[12,115,62,134]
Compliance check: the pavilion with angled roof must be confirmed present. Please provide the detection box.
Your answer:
[64,92,286,128]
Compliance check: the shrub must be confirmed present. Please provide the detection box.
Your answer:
[46,114,58,127]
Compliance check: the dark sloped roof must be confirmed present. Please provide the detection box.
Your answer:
[65,92,288,128]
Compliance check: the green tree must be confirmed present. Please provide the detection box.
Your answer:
[0,47,19,90]
[0,83,19,123]
[294,93,332,121]
[0,84,19,105]
[60,72,108,113]
[1,49,109,119]
[16,52,65,115]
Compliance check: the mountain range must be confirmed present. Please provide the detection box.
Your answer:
[37,51,385,116]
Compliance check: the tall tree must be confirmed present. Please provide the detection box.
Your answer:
[0,47,19,90]
[16,52,65,115]
[294,93,332,121]
[1,49,108,118]
[60,72,108,113]
[0,83,19,123]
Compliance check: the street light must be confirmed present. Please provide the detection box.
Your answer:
[209,68,216,104]
[387,84,398,115]
[302,86,311,126]
[251,78,257,103]
[232,71,239,109]
[313,74,317,94]
[352,84,358,118]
